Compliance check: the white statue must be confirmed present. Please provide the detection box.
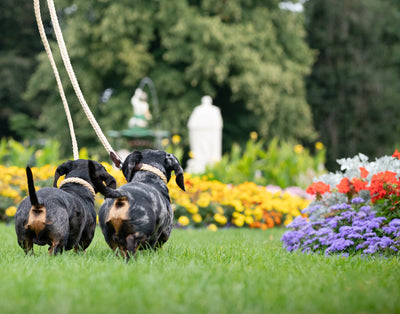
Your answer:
[128,88,152,128]
[186,95,223,173]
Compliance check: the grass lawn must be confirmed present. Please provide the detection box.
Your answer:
[0,223,399,314]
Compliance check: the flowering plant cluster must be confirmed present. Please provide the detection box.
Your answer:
[168,174,310,231]
[1,163,311,231]
[282,151,400,256]
[0,165,56,221]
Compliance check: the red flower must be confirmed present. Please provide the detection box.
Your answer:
[306,181,331,197]
[359,167,369,179]
[352,178,368,192]
[337,178,351,194]
[392,149,400,159]
[368,171,400,203]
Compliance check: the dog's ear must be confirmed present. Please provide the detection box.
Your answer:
[122,151,142,182]
[166,153,185,191]
[53,160,74,187]
[96,163,117,189]
[88,161,116,193]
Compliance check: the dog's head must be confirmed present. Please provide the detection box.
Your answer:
[53,159,116,193]
[122,149,185,191]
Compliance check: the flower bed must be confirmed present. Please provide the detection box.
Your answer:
[282,151,400,256]
[0,163,310,229]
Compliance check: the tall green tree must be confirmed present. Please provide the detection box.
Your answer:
[25,0,316,158]
[0,0,49,139]
[305,0,400,169]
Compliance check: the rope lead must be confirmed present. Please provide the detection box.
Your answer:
[33,0,123,168]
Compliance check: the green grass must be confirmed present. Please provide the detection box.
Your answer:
[0,223,399,314]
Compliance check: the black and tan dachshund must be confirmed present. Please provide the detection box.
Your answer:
[89,149,185,259]
[15,160,116,255]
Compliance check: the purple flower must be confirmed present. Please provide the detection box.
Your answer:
[326,239,354,253]
[331,203,352,211]
[389,219,400,228]
[302,204,322,214]
[351,197,365,204]
[360,205,372,213]
[287,216,308,229]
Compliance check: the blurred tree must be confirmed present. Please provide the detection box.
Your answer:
[0,0,49,140]
[25,0,316,158]
[305,0,400,169]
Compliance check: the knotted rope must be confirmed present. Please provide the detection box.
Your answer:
[33,0,122,168]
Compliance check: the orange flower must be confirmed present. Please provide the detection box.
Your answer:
[306,181,331,200]
[359,167,369,179]
[392,149,400,159]
[352,178,368,192]
[337,178,351,194]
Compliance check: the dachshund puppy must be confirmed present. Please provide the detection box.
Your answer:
[15,160,116,255]
[89,149,185,259]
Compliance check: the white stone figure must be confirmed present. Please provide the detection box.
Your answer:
[186,95,223,173]
[128,88,152,128]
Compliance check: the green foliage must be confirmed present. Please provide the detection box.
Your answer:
[305,0,400,169]
[205,137,326,188]
[0,138,63,167]
[23,0,316,159]
[0,0,48,139]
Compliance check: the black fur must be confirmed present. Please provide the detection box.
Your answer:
[89,149,185,259]
[14,159,116,255]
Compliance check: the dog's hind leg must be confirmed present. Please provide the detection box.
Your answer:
[20,238,34,255]
[126,234,138,261]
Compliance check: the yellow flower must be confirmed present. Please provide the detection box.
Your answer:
[294,144,304,154]
[245,216,254,225]
[5,206,17,217]
[315,141,324,150]
[214,213,227,225]
[197,194,210,207]
[178,216,190,226]
[250,131,258,141]
[186,203,199,214]
[192,214,202,223]
[161,138,170,147]
[188,151,195,159]
[207,223,218,232]
[216,206,224,214]
[233,217,245,227]
[171,134,181,144]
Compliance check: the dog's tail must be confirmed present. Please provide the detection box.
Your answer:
[88,161,126,199]
[26,166,41,206]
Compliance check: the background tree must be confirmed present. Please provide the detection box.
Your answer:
[0,0,49,140]
[305,0,400,169]
[24,0,316,159]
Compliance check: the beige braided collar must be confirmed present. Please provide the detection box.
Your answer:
[58,177,96,197]
[135,163,168,185]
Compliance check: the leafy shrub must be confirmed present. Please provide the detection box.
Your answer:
[204,136,326,189]
[0,138,62,167]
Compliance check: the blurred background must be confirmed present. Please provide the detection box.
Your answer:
[1,0,400,171]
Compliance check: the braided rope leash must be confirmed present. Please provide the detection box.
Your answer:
[33,0,122,168]
[136,163,168,185]
[33,0,79,160]
[46,0,122,168]
[58,177,96,198]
